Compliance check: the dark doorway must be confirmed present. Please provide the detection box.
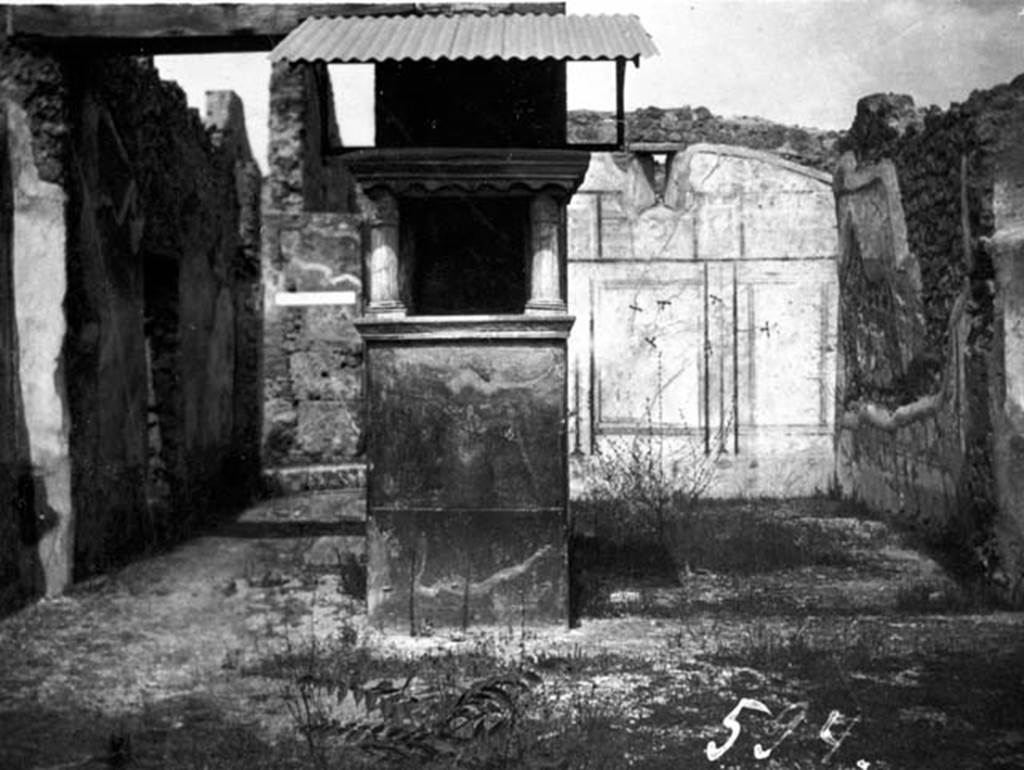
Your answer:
[142,252,180,537]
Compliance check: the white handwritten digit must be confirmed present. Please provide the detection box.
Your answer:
[856,761,871,770]
[705,698,772,761]
[753,700,808,760]
[819,709,861,764]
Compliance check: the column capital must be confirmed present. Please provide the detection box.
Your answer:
[530,192,561,225]
[365,187,399,227]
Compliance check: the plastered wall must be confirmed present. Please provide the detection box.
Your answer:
[568,146,839,498]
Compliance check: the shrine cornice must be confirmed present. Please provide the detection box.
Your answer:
[354,314,575,341]
[342,148,591,197]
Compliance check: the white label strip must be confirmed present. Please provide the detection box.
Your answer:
[275,291,358,307]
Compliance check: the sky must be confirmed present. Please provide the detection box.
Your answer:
[151,0,1024,173]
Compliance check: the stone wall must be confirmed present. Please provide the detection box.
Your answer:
[64,56,151,576]
[262,61,365,494]
[0,43,67,187]
[987,101,1024,602]
[65,55,261,574]
[0,42,261,608]
[835,82,1024,600]
[207,92,264,503]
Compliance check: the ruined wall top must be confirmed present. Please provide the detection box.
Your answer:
[570,145,836,264]
[0,42,68,186]
[834,73,1024,381]
[841,93,925,163]
[568,106,841,172]
[204,90,254,167]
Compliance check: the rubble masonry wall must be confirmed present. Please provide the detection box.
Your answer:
[835,83,1024,600]
[261,61,365,493]
[0,43,261,608]
[65,55,262,576]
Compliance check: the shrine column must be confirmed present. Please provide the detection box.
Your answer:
[367,189,405,317]
[526,193,566,315]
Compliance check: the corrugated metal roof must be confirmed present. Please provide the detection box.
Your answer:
[271,13,658,64]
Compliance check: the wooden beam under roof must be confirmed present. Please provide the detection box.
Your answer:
[2,3,565,55]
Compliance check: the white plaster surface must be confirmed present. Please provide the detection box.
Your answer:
[567,147,838,497]
[7,100,70,595]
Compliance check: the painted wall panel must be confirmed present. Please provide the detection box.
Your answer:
[568,146,838,497]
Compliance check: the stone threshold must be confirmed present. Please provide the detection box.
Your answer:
[261,463,366,495]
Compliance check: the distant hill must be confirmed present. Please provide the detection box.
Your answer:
[568,106,843,173]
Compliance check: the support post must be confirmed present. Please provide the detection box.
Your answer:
[615,58,626,150]
[366,189,405,317]
[526,193,566,315]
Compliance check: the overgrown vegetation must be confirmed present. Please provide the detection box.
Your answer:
[574,387,733,578]
[279,651,541,767]
[579,424,721,547]
[573,458,867,617]
[2,492,1021,769]
[241,599,1024,770]
[243,632,651,769]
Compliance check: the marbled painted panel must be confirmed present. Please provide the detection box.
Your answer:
[367,343,566,511]
[367,508,567,631]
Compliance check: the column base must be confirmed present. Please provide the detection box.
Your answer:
[367,300,407,318]
[525,299,567,315]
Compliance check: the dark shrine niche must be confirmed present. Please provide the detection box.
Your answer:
[346,148,589,319]
[375,60,566,148]
[405,197,528,315]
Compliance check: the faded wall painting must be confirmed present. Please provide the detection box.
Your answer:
[568,145,839,497]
